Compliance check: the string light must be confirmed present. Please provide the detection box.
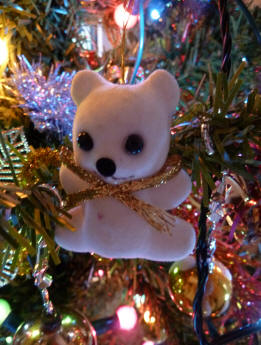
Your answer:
[0,38,9,66]
[0,299,11,326]
[148,0,165,21]
[5,336,13,344]
[150,9,160,20]
[116,305,137,330]
[114,4,139,29]
[97,269,104,277]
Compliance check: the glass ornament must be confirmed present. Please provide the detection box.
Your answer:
[13,309,97,345]
[169,256,233,317]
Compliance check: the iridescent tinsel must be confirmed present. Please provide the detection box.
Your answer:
[7,56,76,139]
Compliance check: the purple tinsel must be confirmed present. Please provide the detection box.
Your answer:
[8,56,76,139]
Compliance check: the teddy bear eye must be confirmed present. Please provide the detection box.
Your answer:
[77,131,94,151]
[125,134,144,155]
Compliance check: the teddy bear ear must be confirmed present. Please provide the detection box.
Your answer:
[71,70,107,105]
[141,69,180,117]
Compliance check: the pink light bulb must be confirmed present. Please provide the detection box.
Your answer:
[114,4,139,29]
[116,305,138,330]
[142,342,155,345]
[97,269,104,277]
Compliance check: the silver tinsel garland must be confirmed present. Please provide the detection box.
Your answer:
[6,56,76,139]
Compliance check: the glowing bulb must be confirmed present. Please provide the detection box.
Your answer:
[62,315,75,325]
[0,38,8,66]
[133,293,146,308]
[116,305,137,330]
[97,269,104,277]
[6,336,13,344]
[114,4,139,29]
[173,266,179,274]
[0,299,11,325]
[144,310,151,323]
[143,342,154,345]
[150,9,160,20]
[31,329,40,338]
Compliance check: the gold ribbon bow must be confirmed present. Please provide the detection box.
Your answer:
[60,146,182,234]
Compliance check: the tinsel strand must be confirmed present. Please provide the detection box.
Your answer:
[218,0,232,75]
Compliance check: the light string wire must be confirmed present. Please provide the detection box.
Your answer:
[193,1,261,344]
[236,0,261,45]
[130,0,145,84]
[218,0,232,76]
[193,196,211,345]
[193,0,231,342]
[193,1,231,343]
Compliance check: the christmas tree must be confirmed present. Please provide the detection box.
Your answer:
[0,1,260,344]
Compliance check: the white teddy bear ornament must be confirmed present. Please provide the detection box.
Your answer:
[55,69,196,261]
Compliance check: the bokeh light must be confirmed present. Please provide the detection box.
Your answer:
[0,299,11,325]
[116,305,138,330]
[0,38,8,66]
[150,9,160,20]
[114,4,139,29]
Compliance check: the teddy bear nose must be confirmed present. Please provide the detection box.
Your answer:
[96,158,116,177]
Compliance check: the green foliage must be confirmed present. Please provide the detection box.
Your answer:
[0,0,83,68]
[233,5,261,66]
[170,63,261,203]
[145,2,260,96]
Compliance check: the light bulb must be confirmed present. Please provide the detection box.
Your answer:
[0,299,11,325]
[114,4,139,29]
[0,38,9,66]
[116,305,137,330]
[150,9,160,20]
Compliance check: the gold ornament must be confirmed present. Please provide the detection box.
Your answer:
[169,256,232,317]
[13,309,97,345]
[134,293,168,344]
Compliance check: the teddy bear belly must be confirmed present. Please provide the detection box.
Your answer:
[55,197,195,261]
[81,198,150,258]
[55,197,150,257]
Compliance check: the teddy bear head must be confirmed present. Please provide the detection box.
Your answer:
[71,70,180,184]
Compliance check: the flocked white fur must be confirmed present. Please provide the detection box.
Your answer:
[55,69,196,261]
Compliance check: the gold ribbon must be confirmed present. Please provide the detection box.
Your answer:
[60,146,182,234]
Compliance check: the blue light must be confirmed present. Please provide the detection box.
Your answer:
[150,9,160,20]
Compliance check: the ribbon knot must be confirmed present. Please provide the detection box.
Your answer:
[60,146,182,234]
